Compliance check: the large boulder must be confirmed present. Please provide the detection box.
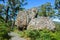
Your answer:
[15,11,27,30]
[27,16,55,30]
[15,11,27,26]
[26,8,38,24]
[15,8,38,30]
[15,7,55,30]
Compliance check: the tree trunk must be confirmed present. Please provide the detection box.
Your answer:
[5,6,9,23]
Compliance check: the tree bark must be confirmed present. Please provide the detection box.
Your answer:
[5,6,9,23]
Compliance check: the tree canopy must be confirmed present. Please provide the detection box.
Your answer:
[38,2,55,17]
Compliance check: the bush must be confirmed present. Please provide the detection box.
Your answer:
[26,30,40,40]
[0,21,11,40]
[55,23,60,31]
[17,29,60,40]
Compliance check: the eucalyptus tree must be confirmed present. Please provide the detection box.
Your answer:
[0,0,27,29]
[55,0,60,19]
[38,2,55,17]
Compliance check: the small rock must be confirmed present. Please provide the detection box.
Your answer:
[8,32,26,40]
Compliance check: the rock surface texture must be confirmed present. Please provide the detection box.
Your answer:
[27,17,55,30]
[15,8,37,30]
[15,8,55,30]
[8,32,26,40]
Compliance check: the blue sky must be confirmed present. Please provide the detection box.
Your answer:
[24,0,55,9]
[0,0,55,9]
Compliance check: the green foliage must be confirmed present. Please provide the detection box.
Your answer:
[38,2,55,17]
[0,20,11,40]
[55,0,60,19]
[26,30,40,40]
[54,22,60,31]
[28,30,59,40]
[0,4,4,13]
[55,0,60,9]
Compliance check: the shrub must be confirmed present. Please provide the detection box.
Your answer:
[17,29,60,40]
[0,21,11,40]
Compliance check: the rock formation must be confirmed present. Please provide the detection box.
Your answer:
[15,7,55,30]
[15,8,37,30]
[27,17,55,30]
